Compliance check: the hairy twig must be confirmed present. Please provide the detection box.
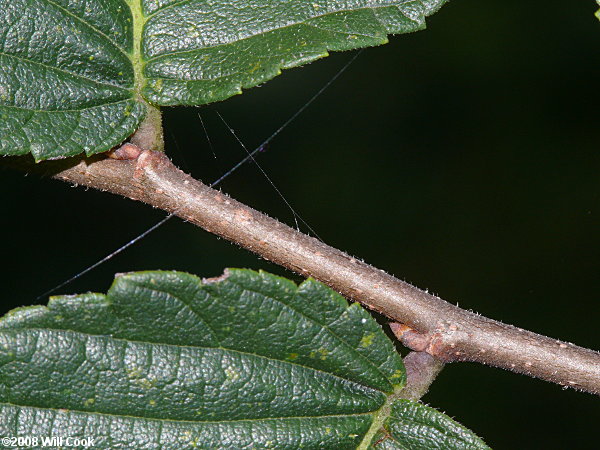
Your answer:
[6,149,600,395]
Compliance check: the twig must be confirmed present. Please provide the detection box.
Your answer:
[6,149,600,396]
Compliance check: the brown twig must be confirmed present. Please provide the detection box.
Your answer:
[6,149,600,395]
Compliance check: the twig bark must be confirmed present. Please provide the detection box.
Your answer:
[7,149,600,395]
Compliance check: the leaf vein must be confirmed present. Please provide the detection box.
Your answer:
[0,98,134,114]
[0,52,132,91]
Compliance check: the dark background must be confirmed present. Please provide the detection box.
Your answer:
[2,1,599,447]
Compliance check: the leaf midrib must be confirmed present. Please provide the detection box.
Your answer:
[127,0,148,100]
[356,386,404,450]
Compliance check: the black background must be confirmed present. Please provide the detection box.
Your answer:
[2,1,599,447]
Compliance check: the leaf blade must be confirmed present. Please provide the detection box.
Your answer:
[141,0,449,105]
[0,0,144,160]
[0,0,448,159]
[0,269,402,448]
[0,405,372,449]
[0,269,486,449]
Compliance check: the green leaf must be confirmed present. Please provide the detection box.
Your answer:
[0,269,485,449]
[0,0,448,160]
[0,0,146,161]
[368,399,489,449]
[141,0,449,105]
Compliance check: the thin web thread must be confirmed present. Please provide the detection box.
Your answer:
[34,50,362,301]
[198,112,220,165]
[34,216,172,301]
[211,49,362,187]
[216,110,322,240]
